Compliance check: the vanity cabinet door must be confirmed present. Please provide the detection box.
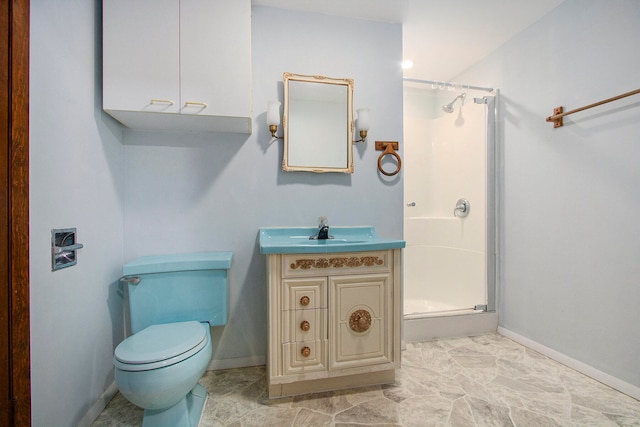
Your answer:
[329,273,393,370]
[103,0,180,114]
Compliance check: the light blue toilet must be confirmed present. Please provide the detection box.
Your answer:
[113,252,232,427]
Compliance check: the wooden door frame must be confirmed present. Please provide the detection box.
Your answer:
[2,0,31,425]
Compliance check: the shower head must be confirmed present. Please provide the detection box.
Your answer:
[442,93,467,113]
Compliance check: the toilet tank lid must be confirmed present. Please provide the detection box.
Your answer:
[123,252,232,276]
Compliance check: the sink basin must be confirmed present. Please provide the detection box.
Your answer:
[259,226,405,254]
[296,239,367,245]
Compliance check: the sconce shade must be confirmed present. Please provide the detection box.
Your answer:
[267,101,281,126]
[356,108,370,131]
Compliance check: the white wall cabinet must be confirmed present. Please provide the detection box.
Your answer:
[103,0,252,134]
[267,250,402,398]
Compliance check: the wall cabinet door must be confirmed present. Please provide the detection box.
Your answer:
[103,0,180,113]
[180,0,251,119]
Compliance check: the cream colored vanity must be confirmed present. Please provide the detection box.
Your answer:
[260,227,404,398]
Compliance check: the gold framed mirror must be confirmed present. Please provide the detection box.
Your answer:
[283,73,354,173]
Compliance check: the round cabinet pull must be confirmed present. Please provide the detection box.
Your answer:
[300,296,310,306]
[349,309,372,333]
[300,320,310,331]
[301,346,311,358]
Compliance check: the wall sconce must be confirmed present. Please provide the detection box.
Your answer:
[266,101,370,143]
[354,108,370,143]
[267,101,283,139]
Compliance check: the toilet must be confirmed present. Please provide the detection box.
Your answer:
[113,252,232,427]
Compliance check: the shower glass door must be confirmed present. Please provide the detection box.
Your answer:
[403,82,496,317]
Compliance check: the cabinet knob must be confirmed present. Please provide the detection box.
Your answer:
[300,296,310,306]
[300,320,310,331]
[301,346,311,358]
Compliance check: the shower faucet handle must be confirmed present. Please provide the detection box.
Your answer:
[454,198,470,217]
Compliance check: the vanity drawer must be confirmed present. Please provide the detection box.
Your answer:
[283,277,327,310]
[282,251,392,278]
[282,308,326,343]
[283,340,327,375]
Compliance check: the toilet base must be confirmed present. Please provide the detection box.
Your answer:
[141,383,208,427]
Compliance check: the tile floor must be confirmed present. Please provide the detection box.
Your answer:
[92,334,640,426]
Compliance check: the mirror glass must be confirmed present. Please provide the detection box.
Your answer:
[283,73,354,173]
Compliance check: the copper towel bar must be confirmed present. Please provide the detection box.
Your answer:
[546,88,640,128]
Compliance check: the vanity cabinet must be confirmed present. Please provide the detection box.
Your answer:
[102,0,252,133]
[267,250,402,398]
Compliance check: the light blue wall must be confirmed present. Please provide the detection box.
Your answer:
[27,0,640,424]
[458,0,640,389]
[122,6,403,363]
[29,1,126,426]
[30,2,402,425]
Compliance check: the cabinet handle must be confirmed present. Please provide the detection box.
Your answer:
[150,99,175,105]
[184,101,208,108]
[301,346,311,358]
[300,320,310,331]
[299,296,310,306]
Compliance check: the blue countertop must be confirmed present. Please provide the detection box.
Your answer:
[259,226,406,254]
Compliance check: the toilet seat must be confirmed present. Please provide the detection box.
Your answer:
[114,321,208,371]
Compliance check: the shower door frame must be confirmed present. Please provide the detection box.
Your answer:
[402,84,499,318]
[486,92,498,314]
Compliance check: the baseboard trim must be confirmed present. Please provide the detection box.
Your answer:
[498,327,640,401]
[77,381,118,427]
[207,355,266,371]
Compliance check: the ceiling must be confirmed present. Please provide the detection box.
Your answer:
[252,0,565,81]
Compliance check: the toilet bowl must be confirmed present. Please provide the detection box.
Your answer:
[114,252,232,427]
[114,321,212,426]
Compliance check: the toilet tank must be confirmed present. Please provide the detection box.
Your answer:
[122,252,232,334]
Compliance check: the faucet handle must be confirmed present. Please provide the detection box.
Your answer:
[318,216,328,227]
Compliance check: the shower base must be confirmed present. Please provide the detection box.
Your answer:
[403,298,478,318]
[403,304,498,343]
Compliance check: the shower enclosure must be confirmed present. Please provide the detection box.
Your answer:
[403,79,498,341]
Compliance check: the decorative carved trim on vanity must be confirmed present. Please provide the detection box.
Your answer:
[290,256,384,270]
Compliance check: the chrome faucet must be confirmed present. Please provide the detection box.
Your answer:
[310,216,332,240]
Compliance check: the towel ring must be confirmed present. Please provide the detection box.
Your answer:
[375,141,402,177]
